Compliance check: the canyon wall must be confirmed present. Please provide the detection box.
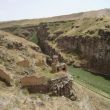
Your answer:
[36,25,110,76]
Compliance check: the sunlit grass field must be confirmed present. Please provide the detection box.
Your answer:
[69,66,110,95]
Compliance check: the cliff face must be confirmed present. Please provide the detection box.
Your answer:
[57,35,110,76]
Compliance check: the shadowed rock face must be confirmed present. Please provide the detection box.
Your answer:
[57,35,110,76]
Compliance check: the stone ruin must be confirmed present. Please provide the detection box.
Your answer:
[20,55,76,100]
[51,55,67,73]
[48,76,77,100]
[20,75,76,101]
[20,76,49,93]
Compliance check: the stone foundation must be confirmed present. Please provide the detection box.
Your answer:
[20,75,76,101]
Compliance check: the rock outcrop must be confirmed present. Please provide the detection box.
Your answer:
[57,34,110,76]
[0,67,11,86]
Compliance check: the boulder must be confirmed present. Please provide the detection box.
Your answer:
[0,68,11,86]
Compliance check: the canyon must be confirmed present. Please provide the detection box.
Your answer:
[2,16,110,76]
[0,8,110,110]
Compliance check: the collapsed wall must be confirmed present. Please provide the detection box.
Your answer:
[20,75,76,100]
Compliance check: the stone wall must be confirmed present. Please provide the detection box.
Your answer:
[20,76,49,93]
[20,75,76,100]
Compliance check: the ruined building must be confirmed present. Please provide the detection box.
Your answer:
[51,55,67,73]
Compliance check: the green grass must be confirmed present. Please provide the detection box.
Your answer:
[30,32,38,44]
[69,66,110,95]
[47,17,110,37]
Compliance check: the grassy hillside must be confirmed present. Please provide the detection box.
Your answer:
[0,8,110,29]
[46,16,110,37]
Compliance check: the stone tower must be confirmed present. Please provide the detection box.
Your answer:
[51,55,59,73]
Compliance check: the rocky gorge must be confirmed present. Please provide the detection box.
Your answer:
[2,18,110,76]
